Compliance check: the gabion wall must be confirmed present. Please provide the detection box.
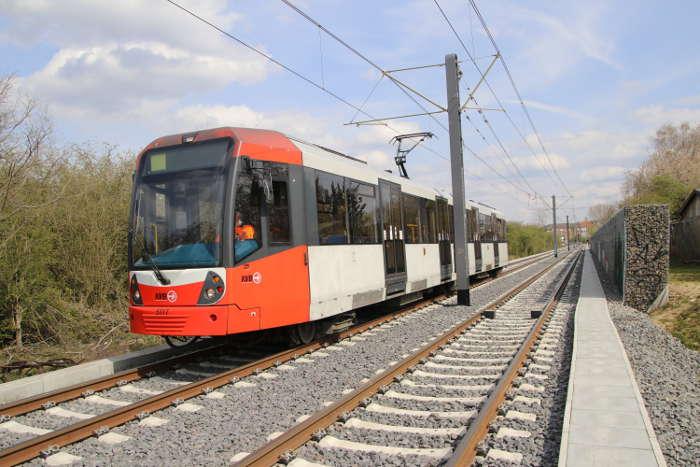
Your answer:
[591,205,670,312]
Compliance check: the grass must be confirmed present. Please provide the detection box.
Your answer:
[0,329,160,383]
[650,263,700,351]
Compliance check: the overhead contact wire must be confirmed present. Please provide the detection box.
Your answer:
[468,0,573,198]
[433,0,561,191]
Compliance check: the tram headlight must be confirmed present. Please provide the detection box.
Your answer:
[130,276,143,305]
[198,271,225,304]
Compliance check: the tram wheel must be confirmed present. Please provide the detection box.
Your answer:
[289,322,317,345]
[164,335,200,348]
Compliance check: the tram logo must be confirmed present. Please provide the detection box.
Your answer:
[241,272,263,284]
[166,290,178,303]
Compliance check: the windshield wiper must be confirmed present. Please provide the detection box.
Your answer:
[143,253,171,285]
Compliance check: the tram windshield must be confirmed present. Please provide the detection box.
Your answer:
[130,140,229,269]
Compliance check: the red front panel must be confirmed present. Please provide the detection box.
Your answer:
[130,305,228,336]
[227,245,310,332]
[129,246,311,336]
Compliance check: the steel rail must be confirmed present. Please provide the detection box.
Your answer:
[0,251,545,420]
[0,342,225,418]
[235,251,575,466]
[446,250,582,466]
[0,287,454,466]
[0,252,554,465]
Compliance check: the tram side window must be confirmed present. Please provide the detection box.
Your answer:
[270,179,290,244]
[421,199,437,243]
[448,205,454,241]
[316,172,348,244]
[466,208,477,242]
[403,194,421,243]
[234,171,263,262]
[347,181,377,244]
[478,212,487,240]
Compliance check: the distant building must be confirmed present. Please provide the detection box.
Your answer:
[671,189,700,263]
[544,220,593,241]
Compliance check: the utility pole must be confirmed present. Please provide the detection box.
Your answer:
[552,195,558,257]
[445,53,470,306]
[566,215,570,251]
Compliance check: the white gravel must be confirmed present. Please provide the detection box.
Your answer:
[592,256,700,466]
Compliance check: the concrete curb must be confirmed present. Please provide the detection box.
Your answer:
[0,339,215,405]
[558,251,666,467]
[608,302,667,467]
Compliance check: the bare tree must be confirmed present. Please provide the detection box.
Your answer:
[588,203,618,227]
[624,122,700,211]
[0,76,52,348]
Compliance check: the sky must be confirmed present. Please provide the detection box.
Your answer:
[2,0,699,223]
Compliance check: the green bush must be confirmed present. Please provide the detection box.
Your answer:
[507,222,554,259]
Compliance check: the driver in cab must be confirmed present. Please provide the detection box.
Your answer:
[234,212,258,261]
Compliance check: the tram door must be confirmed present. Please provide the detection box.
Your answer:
[473,207,482,272]
[379,180,406,295]
[436,197,452,281]
[492,213,500,266]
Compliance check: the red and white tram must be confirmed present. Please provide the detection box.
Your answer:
[128,128,508,345]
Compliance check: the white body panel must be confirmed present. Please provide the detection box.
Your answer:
[294,136,508,323]
[481,243,495,271]
[129,267,226,288]
[405,244,442,291]
[467,243,476,275]
[308,245,385,320]
[498,243,509,267]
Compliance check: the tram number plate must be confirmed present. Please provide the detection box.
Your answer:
[155,309,169,316]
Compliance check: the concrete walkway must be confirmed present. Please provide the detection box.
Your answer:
[558,250,666,467]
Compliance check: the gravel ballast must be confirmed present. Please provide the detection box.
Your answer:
[594,259,700,466]
[20,254,571,466]
[479,254,582,466]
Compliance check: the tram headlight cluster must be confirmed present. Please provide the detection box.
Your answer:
[130,276,143,305]
[198,271,225,304]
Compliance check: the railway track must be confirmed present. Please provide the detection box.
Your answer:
[0,250,557,465]
[0,250,547,422]
[235,250,582,466]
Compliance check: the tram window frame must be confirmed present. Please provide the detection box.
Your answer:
[268,164,291,245]
[448,205,454,242]
[233,169,264,263]
[402,194,421,244]
[316,171,348,245]
[420,199,437,243]
[347,179,378,244]
[478,212,487,239]
[466,208,476,242]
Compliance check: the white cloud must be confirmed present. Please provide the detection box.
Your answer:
[172,104,337,145]
[358,149,394,170]
[5,0,272,119]
[579,166,627,182]
[632,105,700,128]
[22,42,269,115]
[512,152,570,171]
[545,129,649,162]
[0,0,240,53]
[170,103,424,173]
[492,1,620,86]
[516,99,588,121]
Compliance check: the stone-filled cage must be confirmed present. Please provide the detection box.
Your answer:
[590,205,669,312]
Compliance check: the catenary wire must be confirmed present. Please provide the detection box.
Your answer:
[468,0,574,198]
[165,0,535,200]
[433,0,563,190]
[279,0,544,200]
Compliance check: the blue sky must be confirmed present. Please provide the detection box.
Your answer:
[2,0,699,223]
